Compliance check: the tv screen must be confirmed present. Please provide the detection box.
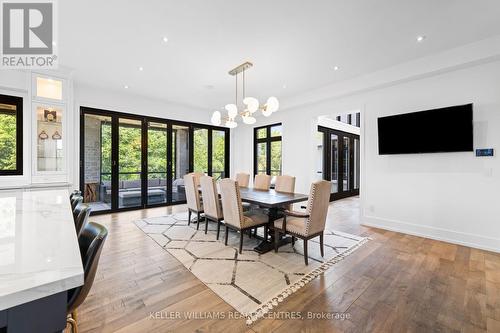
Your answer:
[378,104,473,155]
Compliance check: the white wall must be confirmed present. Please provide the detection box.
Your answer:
[232,54,500,253]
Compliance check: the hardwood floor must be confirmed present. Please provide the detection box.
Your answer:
[71,197,500,333]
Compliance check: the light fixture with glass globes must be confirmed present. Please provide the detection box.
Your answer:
[211,62,279,128]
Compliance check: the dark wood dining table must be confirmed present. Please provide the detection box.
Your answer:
[238,187,309,254]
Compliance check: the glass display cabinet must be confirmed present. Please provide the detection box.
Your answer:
[31,73,69,183]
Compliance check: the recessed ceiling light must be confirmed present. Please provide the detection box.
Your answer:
[162,36,169,43]
[416,35,426,42]
[282,84,287,89]
[138,66,144,71]
[124,85,129,89]
[333,66,339,71]
[52,41,57,46]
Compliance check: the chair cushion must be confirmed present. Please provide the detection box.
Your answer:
[274,217,308,237]
[242,210,268,228]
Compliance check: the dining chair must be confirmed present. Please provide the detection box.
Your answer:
[273,180,331,265]
[66,222,108,333]
[219,179,269,253]
[71,195,83,210]
[70,190,82,201]
[275,175,296,210]
[73,204,92,236]
[184,174,204,229]
[254,174,271,190]
[235,173,250,188]
[200,176,224,237]
[188,172,205,187]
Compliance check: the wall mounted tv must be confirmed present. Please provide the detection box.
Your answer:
[378,104,473,155]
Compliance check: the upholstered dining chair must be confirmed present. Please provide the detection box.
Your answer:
[235,173,250,188]
[275,175,296,210]
[73,204,92,236]
[273,180,331,265]
[254,174,271,190]
[200,176,224,237]
[219,179,269,253]
[184,174,204,229]
[188,172,205,187]
[70,190,82,201]
[66,222,108,333]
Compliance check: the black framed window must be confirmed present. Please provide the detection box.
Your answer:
[254,123,282,176]
[0,94,23,176]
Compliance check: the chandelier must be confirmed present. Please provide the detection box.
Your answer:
[211,62,279,128]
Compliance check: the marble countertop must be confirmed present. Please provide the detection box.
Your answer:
[0,190,84,311]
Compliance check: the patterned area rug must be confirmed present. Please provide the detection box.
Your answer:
[134,212,368,325]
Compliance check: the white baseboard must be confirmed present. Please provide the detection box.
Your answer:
[362,215,500,254]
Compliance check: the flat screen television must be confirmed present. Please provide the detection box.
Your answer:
[378,104,473,155]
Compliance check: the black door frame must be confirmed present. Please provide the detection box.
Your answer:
[80,106,230,215]
[318,125,359,201]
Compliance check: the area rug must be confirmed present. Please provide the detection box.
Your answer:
[134,212,368,325]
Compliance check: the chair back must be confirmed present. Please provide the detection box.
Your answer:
[73,204,92,236]
[305,180,331,236]
[184,174,202,211]
[67,222,108,313]
[254,174,271,190]
[275,175,296,193]
[200,176,222,219]
[70,190,81,201]
[235,173,250,188]
[219,179,243,229]
[188,172,204,187]
[71,196,83,210]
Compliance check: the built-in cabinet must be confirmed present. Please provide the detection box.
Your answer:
[31,72,71,184]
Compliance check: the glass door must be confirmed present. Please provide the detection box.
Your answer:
[118,118,143,209]
[147,122,168,205]
[318,126,359,201]
[82,113,113,212]
[171,124,190,203]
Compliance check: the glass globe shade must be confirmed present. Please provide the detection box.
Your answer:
[211,115,221,126]
[225,120,238,128]
[262,109,273,117]
[266,96,279,113]
[242,115,257,124]
[243,97,259,113]
[225,104,238,118]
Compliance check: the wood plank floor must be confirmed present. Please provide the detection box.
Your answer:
[70,197,500,333]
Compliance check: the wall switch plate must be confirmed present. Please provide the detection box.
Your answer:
[476,148,494,157]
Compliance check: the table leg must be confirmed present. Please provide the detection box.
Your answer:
[253,208,292,254]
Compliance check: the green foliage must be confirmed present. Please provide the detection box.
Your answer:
[0,114,17,171]
[99,124,226,181]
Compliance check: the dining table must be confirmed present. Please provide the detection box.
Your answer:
[238,187,309,254]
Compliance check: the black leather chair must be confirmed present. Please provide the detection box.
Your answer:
[66,222,108,333]
[71,196,83,210]
[70,190,82,201]
[73,204,92,236]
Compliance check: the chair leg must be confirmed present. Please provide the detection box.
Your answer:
[205,216,209,234]
[67,314,78,333]
[225,226,229,245]
[239,232,244,254]
[248,228,252,238]
[304,239,308,265]
[320,233,324,257]
[274,228,279,253]
[196,212,200,230]
[188,210,191,226]
[291,236,295,246]
[264,226,268,241]
[216,220,221,240]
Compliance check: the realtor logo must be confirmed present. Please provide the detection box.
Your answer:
[1,0,57,68]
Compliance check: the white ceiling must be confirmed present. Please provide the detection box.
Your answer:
[60,0,500,111]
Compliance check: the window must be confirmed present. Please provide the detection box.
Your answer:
[0,94,23,175]
[254,123,282,176]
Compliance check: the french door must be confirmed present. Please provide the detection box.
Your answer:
[80,107,229,214]
[318,126,360,201]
